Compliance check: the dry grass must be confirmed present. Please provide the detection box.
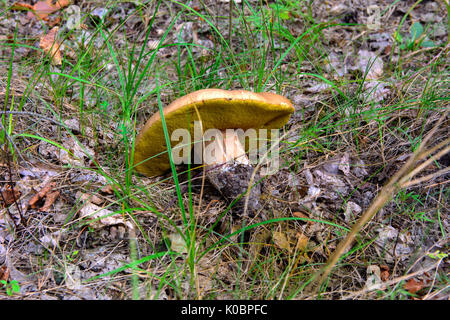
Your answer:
[0,0,449,300]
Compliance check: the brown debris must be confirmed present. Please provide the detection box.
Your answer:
[28,180,59,212]
[12,0,71,21]
[0,184,21,207]
[39,26,62,65]
[0,265,10,282]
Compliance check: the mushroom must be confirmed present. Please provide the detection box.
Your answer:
[133,89,294,216]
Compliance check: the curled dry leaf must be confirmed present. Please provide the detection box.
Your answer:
[11,2,33,11]
[39,190,60,212]
[295,232,309,251]
[28,180,57,210]
[13,0,71,20]
[39,26,62,65]
[293,211,315,225]
[380,265,389,281]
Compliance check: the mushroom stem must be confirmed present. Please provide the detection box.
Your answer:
[196,130,261,217]
[201,130,249,166]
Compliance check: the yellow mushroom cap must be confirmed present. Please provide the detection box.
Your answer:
[133,89,294,177]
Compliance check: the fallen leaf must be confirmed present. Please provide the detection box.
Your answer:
[79,201,133,230]
[0,265,10,281]
[11,2,33,11]
[100,184,115,195]
[167,233,187,254]
[0,185,21,207]
[47,16,62,27]
[26,0,71,20]
[404,278,425,295]
[338,152,350,176]
[380,265,389,281]
[28,180,57,208]
[40,230,63,248]
[272,231,291,252]
[39,190,60,212]
[78,192,104,206]
[39,26,62,65]
[60,136,95,166]
[358,50,384,80]
[295,232,309,251]
[375,226,414,262]
[293,211,314,224]
[343,201,362,223]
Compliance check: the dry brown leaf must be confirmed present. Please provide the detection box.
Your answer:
[47,16,62,27]
[27,0,71,20]
[28,180,57,208]
[380,265,389,281]
[404,278,425,295]
[101,184,115,195]
[0,185,21,207]
[39,190,60,212]
[293,211,314,224]
[11,2,33,11]
[39,26,62,65]
[295,232,309,251]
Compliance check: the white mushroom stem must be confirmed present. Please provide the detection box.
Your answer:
[194,129,261,216]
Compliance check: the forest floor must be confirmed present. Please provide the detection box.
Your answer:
[0,0,449,300]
